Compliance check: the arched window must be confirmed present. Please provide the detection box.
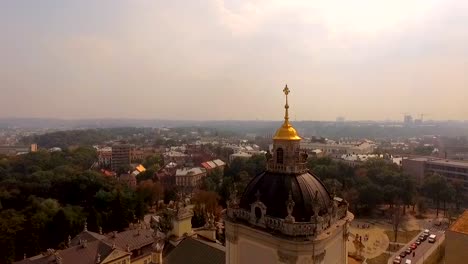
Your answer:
[276,148,284,164]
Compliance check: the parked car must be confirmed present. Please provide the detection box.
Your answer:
[423,229,430,235]
[405,247,412,254]
[428,234,437,243]
[419,235,426,241]
[405,259,412,264]
[410,243,418,250]
[399,251,407,258]
[415,239,421,245]
[393,256,402,264]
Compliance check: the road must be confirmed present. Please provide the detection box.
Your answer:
[388,228,445,264]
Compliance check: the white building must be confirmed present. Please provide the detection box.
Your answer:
[301,140,375,156]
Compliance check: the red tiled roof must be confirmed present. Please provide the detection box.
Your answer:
[201,162,211,170]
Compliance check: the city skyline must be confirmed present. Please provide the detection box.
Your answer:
[1,0,468,121]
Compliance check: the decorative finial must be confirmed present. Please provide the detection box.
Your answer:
[255,190,261,201]
[96,253,101,264]
[228,186,239,208]
[282,84,290,125]
[68,235,71,247]
[285,191,295,223]
[99,226,102,235]
[83,220,87,232]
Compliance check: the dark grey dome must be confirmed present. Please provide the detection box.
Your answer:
[239,171,332,222]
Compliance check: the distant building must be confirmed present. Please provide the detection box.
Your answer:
[0,143,37,156]
[404,115,413,126]
[442,146,468,160]
[402,157,468,195]
[175,167,206,190]
[301,139,375,156]
[130,148,145,163]
[119,173,137,188]
[112,144,132,171]
[156,168,176,189]
[201,159,226,175]
[164,151,189,165]
[97,146,112,167]
[446,210,468,264]
[229,152,252,163]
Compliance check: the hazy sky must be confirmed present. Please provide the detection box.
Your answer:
[1,0,467,121]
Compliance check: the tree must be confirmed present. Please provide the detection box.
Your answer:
[192,191,220,215]
[417,198,427,215]
[357,181,383,213]
[143,154,163,169]
[392,202,405,243]
[422,173,447,217]
[452,181,466,210]
[155,211,174,234]
[440,184,455,217]
[137,180,163,206]
[48,209,69,248]
[0,210,25,264]
[109,191,132,231]
[192,204,207,228]
[382,184,400,208]
[323,178,343,196]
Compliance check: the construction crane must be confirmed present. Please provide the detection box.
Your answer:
[419,113,430,122]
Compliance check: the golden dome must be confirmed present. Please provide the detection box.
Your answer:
[273,123,301,140]
[273,85,301,141]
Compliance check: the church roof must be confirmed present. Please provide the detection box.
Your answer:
[240,170,332,222]
[70,230,107,246]
[103,229,154,251]
[15,240,129,264]
[164,237,225,264]
[273,123,301,141]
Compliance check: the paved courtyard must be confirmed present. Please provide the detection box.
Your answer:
[347,219,390,259]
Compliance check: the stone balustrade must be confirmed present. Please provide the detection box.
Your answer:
[226,203,348,237]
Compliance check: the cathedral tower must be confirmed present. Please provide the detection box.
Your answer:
[225,85,353,264]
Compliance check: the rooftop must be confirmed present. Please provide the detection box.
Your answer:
[428,159,468,168]
[176,167,205,176]
[449,210,468,235]
[164,237,225,264]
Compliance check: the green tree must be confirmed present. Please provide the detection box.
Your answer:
[357,181,383,212]
[422,173,447,217]
[0,209,25,264]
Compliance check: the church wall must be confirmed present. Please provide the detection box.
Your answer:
[171,218,191,238]
[131,255,153,264]
[105,256,131,264]
[323,228,346,264]
[226,219,350,264]
[238,238,278,264]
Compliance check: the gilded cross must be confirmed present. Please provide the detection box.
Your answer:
[283,84,290,96]
[282,84,290,123]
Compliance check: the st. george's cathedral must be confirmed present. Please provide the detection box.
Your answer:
[224,85,354,264]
